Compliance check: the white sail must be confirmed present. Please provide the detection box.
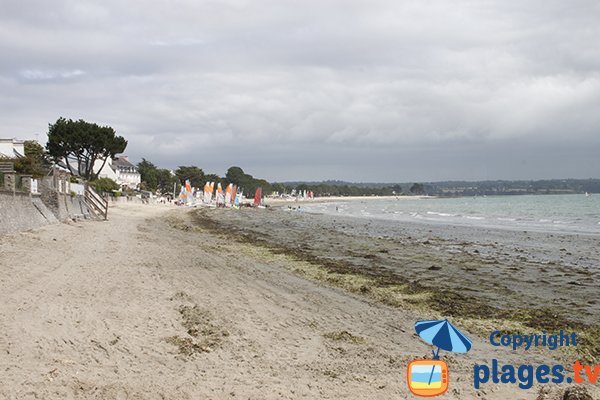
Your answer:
[225,183,232,205]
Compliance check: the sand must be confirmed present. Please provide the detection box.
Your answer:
[0,202,597,399]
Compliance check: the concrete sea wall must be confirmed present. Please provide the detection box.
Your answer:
[0,166,96,236]
[0,191,92,236]
[40,190,91,221]
[0,192,58,235]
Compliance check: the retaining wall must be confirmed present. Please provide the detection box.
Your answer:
[40,190,91,221]
[0,192,58,235]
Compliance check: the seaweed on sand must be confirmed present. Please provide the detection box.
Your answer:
[189,209,600,363]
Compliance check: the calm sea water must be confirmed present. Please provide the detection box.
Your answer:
[300,194,600,235]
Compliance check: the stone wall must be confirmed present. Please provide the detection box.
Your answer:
[0,192,58,235]
[0,166,96,235]
[39,189,91,222]
[38,170,92,221]
[109,195,147,205]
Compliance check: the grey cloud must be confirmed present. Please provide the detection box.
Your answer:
[1,0,599,181]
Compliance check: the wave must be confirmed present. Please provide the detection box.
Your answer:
[426,211,457,217]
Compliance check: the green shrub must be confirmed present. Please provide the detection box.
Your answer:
[89,177,120,194]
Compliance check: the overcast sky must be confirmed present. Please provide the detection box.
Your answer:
[1,0,599,182]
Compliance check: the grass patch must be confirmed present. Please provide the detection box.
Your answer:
[165,335,213,356]
[165,302,229,357]
[179,305,228,340]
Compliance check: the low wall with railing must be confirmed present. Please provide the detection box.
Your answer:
[0,166,96,235]
[0,162,59,234]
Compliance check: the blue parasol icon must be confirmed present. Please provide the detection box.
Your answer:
[415,319,472,385]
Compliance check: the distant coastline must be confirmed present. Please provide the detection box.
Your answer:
[277,178,600,198]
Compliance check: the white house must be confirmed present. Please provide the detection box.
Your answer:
[0,138,25,158]
[95,155,141,189]
[112,156,141,189]
[91,157,118,181]
[62,154,140,189]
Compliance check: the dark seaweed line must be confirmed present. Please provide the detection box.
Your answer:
[189,209,600,362]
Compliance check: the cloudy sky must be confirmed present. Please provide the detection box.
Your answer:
[1,0,599,182]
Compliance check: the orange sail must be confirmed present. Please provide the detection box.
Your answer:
[216,183,224,206]
[225,183,233,205]
[180,179,192,204]
[253,187,262,207]
[203,182,210,203]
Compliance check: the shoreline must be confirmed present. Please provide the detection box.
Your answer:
[279,193,600,237]
[263,194,434,205]
[191,206,600,361]
[263,191,593,207]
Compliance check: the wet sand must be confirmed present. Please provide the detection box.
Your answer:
[192,206,600,358]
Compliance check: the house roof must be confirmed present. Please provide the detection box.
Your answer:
[113,156,138,173]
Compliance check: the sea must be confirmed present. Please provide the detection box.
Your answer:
[299,194,600,235]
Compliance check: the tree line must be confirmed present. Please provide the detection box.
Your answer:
[137,161,274,198]
[407,179,600,196]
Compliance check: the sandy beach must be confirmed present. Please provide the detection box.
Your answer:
[1,202,598,399]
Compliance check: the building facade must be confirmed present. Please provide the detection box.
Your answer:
[0,138,25,158]
[94,155,141,189]
[112,156,141,189]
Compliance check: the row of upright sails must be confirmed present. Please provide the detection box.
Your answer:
[179,180,261,207]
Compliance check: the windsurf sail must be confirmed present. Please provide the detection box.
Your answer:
[225,183,232,205]
[178,179,193,204]
[253,187,262,207]
[203,182,210,203]
[216,182,224,206]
